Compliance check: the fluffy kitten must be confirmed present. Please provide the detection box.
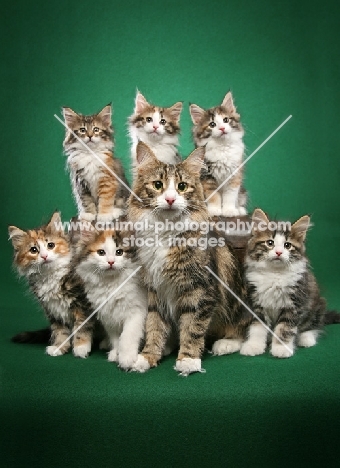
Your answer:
[241,208,326,358]
[63,104,129,222]
[75,228,147,370]
[8,212,95,357]
[128,141,251,376]
[190,91,247,217]
[128,91,183,175]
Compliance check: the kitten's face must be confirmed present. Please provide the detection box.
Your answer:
[63,104,113,149]
[9,213,70,275]
[130,142,206,221]
[247,209,310,268]
[190,91,243,145]
[129,92,182,142]
[78,230,130,275]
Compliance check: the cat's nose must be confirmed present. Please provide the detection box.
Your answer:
[275,251,282,257]
[153,125,159,130]
[165,197,176,206]
[41,254,48,261]
[108,261,114,266]
[220,127,225,132]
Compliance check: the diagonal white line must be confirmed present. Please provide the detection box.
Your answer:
[205,115,293,203]
[53,266,142,356]
[54,114,142,203]
[205,266,294,355]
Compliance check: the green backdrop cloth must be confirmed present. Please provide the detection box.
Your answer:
[1,0,340,466]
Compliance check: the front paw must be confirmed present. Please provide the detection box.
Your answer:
[212,338,241,355]
[73,342,91,359]
[221,206,240,217]
[270,342,294,358]
[240,341,266,356]
[46,345,63,357]
[207,205,222,217]
[174,358,204,376]
[118,352,139,371]
[238,207,247,216]
[79,212,96,222]
[131,354,151,373]
[107,349,119,362]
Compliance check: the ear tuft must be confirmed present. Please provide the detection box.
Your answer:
[8,226,27,248]
[135,91,150,114]
[221,91,236,112]
[183,147,205,176]
[97,104,112,127]
[46,211,62,234]
[189,104,205,125]
[291,215,310,241]
[62,107,78,125]
[136,141,158,166]
[251,208,270,234]
[168,102,183,121]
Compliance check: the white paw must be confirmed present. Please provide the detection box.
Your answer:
[212,338,242,355]
[298,331,318,348]
[240,341,266,356]
[107,348,119,362]
[112,208,124,219]
[99,337,110,350]
[73,343,91,359]
[207,206,222,217]
[118,352,139,371]
[174,358,204,376]
[79,212,96,221]
[238,207,247,216]
[221,206,240,217]
[131,354,150,373]
[46,345,63,356]
[271,342,294,358]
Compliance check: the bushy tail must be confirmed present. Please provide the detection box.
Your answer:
[11,328,50,344]
[324,310,340,325]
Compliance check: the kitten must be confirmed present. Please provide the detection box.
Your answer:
[74,228,147,370]
[63,104,129,222]
[240,208,326,358]
[128,91,183,176]
[127,141,251,376]
[8,212,95,357]
[190,91,247,217]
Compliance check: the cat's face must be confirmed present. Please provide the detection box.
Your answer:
[247,209,310,268]
[77,230,131,276]
[62,104,113,150]
[129,142,206,221]
[129,91,182,142]
[190,91,243,145]
[9,212,70,275]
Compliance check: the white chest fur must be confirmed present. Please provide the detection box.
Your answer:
[67,149,108,194]
[204,139,244,184]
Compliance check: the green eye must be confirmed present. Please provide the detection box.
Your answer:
[153,181,163,190]
[178,182,188,192]
[79,127,86,133]
[116,249,123,256]
[30,246,38,254]
[284,242,291,249]
[97,249,105,256]
[93,127,100,132]
[266,240,274,247]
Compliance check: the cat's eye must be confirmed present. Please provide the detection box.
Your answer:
[79,127,86,133]
[209,122,216,128]
[223,117,229,123]
[178,182,188,192]
[284,242,291,249]
[29,246,38,254]
[93,127,100,133]
[47,242,55,249]
[160,119,166,125]
[266,240,274,247]
[153,181,163,190]
[97,249,105,256]
[146,117,152,123]
[116,249,123,256]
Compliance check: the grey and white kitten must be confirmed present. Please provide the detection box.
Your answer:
[128,91,183,177]
[190,91,247,217]
[241,208,326,358]
[75,228,147,370]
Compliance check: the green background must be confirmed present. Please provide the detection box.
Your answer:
[1,1,340,467]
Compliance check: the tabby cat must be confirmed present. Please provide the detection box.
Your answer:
[63,104,129,222]
[128,141,251,376]
[75,228,147,370]
[241,208,326,358]
[128,91,183,176]
[8,212,95,357]
[190,91,247,217]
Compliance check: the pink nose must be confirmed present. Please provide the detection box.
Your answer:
[220,127,225,131]
[166,197,175,206]
[41,254,48,260]
[276,251,282,257]
[108,261,114,266]
[153,125,158,130]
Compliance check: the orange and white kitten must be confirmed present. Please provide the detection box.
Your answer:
[128,91,183,177]
[8,212,95,358]
[63,104,129,222]
[190,91,247,217]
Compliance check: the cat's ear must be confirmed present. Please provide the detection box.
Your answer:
[221,91,236,112]
[8,226,27,249]
[134,91,150,114]
[46,212,63,234]
[78,226,98,245]
[97,103,112,127]
[189,104,205,125]
[291,215,311,241]
[252,208,270,234]
[182,147,205,176]
[136,141,158,167]
[62,107,78,126]
[168,102,183,121]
